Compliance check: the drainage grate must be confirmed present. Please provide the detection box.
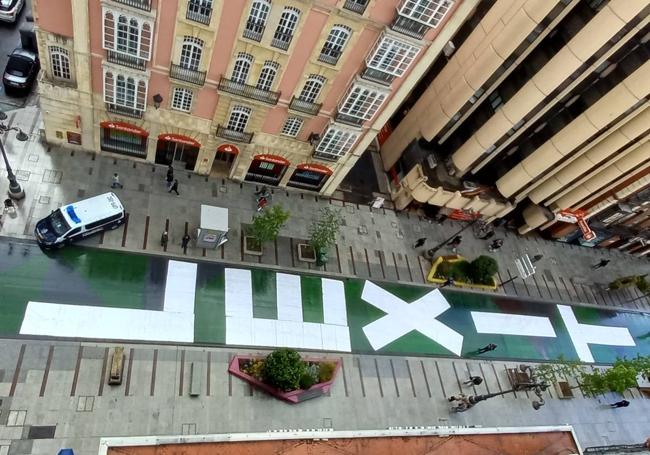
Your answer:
[15,170,30,181]
[42,170,62,184]
[27,425,56,439]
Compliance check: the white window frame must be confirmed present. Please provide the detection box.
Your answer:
[246,0,271,28]
[338,83,389,121]
[180,36,204,71]
[274,7,300,39]
[281,117,303,137]
[366,33,421,76]
[49,46,71,80]
[298,75,326,103]
[171,87,194,112]
[227,105,252,132]
[103,67,148,111]
[102,7,153,61]
[397,0,454,27]
[315,124,360,158]
[320,25,352,59]
[256,61,279,91]
[231,53,253,84]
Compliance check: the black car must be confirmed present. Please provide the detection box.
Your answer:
[3,47,39,95]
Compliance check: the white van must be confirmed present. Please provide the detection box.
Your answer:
[35,192,125,248]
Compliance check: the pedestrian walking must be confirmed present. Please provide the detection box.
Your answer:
[111,173,124,189]
[463,376,483,386]
[256,196,268,212]
[160,231,168,248]
[476,343,497,354]
[448,235,462,253]
[439,276,455,289]
[592,259,610,269]
[255,186,271,200]
[166,167,174,190]
[413,237,427,249]
[488,238,504,252]
[435,213,448,224]
[532,254,544,263]
[610,400,629,408]
[448,393,473,412]
[169,179,179,196]
[181,233,191,249]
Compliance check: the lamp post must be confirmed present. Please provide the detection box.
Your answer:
[425,210,481,259]
[0,111,29,200]
[468,382,548,410]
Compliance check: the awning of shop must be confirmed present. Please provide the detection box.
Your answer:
[217,143,240,155]
[158,133,201,148]
[100,121,149,137]
[297,163,333,175]
[254,154,290,166]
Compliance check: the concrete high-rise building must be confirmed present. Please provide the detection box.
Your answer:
[33,0,479,195]
[379,0,649,248]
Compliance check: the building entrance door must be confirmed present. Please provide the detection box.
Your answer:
[155,134,201,170]
[212,143,239,177]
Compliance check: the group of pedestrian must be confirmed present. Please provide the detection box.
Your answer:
[255,186,271,211]
[160,231,192,250]
[109,165,180,196]
[448,393,474,412]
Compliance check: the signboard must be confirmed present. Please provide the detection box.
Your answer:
[255,154,290,166]
[217,143,239,155]
[100,121,149,137]
[297,163,333,175]
[158,133,201,148]
[577,217,596,241]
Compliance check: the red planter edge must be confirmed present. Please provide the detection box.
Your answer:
[227,355,341,404]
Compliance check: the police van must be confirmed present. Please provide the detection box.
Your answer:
[35,192,125,249]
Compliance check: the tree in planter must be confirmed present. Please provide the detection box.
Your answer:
[607,274,648,291]
[247,205,290,249]
[534,355,584,387]
[308,208,343,265]
[468,255,498,285]
[262,348,306,392]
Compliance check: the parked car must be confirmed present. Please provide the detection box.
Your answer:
[2,47,39,95]
[0,0,24,23]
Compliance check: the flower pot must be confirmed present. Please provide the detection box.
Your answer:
[297,243,317,263]
[244,236,263,256]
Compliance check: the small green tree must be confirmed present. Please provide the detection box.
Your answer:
[468,255,498,284]
[262,348,306,391]
[580,364,638,396]
[247,205,290,248]
[607,274,647,291]
[309,208,343,262]
[534,355,584,386]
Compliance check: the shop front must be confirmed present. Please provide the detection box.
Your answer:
[286,163,332,191]
[245,154,290,186]
[155,134,201,170]
[212,143,239,176]
[100,121,149,158]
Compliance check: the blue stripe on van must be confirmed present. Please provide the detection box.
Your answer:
[66,206,81,224]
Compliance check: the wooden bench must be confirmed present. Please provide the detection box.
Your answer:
[189,362,201,396]
[108,347,125,385]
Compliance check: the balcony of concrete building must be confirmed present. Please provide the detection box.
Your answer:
[360,66,395,87]
[111,0,150,12]
[343,0,368,15]
[106,103,144,119]
[169,63,206,86]
[106,50,147,71]
[243,20,265,42]
[270,30,293,51]
[334,111,364,127]
[216,125,253,144]
[390,15,429,40]
[186,0,212,26]
[217,76,280,105]
[288,96,321,116]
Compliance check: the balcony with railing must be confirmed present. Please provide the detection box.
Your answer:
[271,30,293,51]
[106,103,144,119]
[186,1,212,25]
[360,66,395,86]
[391,15,430,39]
[216,125,254,143]
[169,63,206,86]
[313,151,341,162]
[288,96,321,116]
[343,0,368,14]
[317,48,341,66]
[218,76,280,105]
[112,0,151,12]
[243,20,265,42]
[335,111,364,127]
[107,50,147,71]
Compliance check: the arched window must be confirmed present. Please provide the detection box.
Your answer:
[273,7,300,41]
[103,8,153,61]
[104,68,147,111]
[298,75,326,103]
[49,46,71,80]
[180,36,203,71]
[231,53,253,84]
[103,11,115,50]
[116,75,136,107]
[256,61,279,91]
[247,0,270,28]
[319,25,351,63]
[227,105,251,132]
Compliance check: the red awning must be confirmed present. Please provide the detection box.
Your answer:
[297,163,333,175]
[254,154,290,166]
[217,143,240,155]
[158,133,201,148]
[100,121,149,137]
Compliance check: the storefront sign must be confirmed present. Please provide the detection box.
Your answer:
[67,132,82,145]
[297,163,333,175]
[100,121,149,137]
[254,154,290,166]
[577,217,596,241]
[556,209,586,223]
[158,133,201,148]
[217,143,240,155]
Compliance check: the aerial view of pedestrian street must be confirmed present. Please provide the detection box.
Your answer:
[1,0,650,454]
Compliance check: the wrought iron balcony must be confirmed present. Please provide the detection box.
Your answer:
[317,48,341,66]
[169,63,206,86]
[288,96,321,116]
[335,111,364,127]
[360,66,395,86]
[243,20,265,42]
[112,0,151,12]
[218,76,280,105]
[313,151,341,162]
[186,1,212,25]
[106,103,144,119]
[391,15,430,39]
[343,0,368,14]
[216,125,254,143]
[106,50,147,71]
[271,30,293,51]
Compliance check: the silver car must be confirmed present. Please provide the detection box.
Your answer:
[0,0,24,23]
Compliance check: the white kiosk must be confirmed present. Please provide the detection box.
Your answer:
[196,205,228,249]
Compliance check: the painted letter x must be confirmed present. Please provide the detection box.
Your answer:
[361,282,464,355]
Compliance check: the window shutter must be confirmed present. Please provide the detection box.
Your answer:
[104,71,115,103]
[140,23,152,60]
[136,80,147,110]
[104,11,115,50]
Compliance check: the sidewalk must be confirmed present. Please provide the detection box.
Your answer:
[1,106,649,313]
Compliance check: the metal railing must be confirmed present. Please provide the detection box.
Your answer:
[270,30,293,50]
[106,103,144,119]
[391,15,430,39]
[100,136,148,157]
[186,2,212,25]
[317,48,341,65]
[169,63,206,86]
[112,0,151,12]
[335,111,364,127]
[243,20,265,42]
[343,0,368,14]
[218,76,280,105]
[216,125,254,143]
[313,151,341,162]
[106,50,147,71]
[288,96,321,116]
[360,66,395,86]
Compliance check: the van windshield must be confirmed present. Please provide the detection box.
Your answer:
[49,209,71,236]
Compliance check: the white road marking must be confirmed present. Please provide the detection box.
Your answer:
[471,312,556,337]
[164,260,197,313]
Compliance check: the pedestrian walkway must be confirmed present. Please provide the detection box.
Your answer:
[1,106,649,314]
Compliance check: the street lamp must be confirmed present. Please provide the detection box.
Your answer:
[0,110,29,200]
[425,210,481,259]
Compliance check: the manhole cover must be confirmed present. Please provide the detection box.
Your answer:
[28,425,56,439]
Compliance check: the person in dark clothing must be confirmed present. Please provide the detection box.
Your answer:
[160,231,168,248]
[448,235,462,252]
[439,277,455,289]
[476,343,497,354]
[593,259,610,269]
[610,400,629,408]
[463,376,483,386]
[413,237,427,248]
[488,238,504,252]
[166,166,174,190]
[169,179,179,196]
[181,233,191,249]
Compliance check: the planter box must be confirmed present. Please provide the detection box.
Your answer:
[243,236,263,256]
[554,381,575,399]
[427,255,497,291]
[297,243,317,263]
[228,355,341,404]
